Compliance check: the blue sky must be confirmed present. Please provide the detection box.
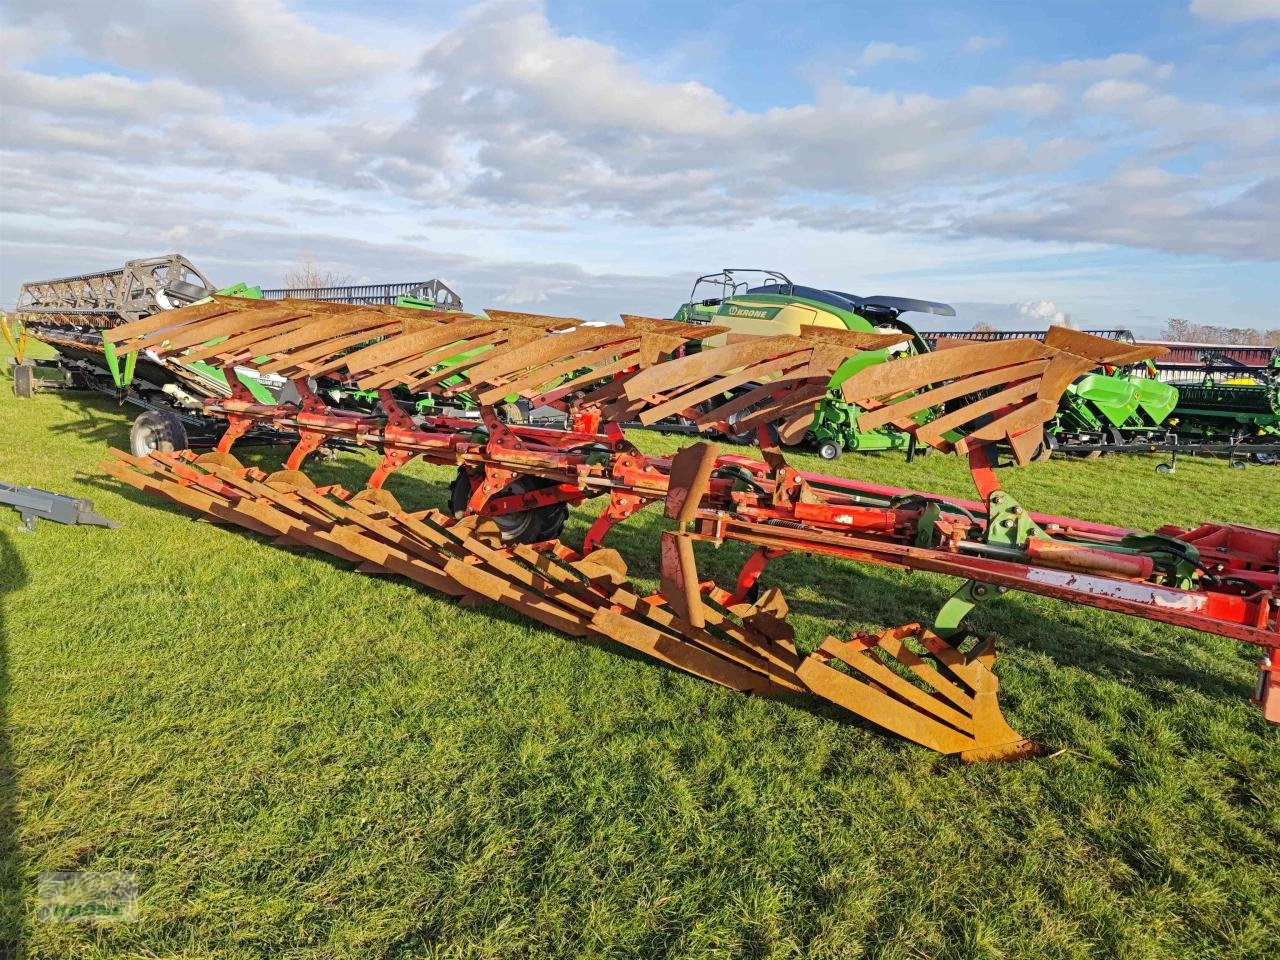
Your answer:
[1,0,1276,333]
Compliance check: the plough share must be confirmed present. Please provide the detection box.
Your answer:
[99,297,1280,760]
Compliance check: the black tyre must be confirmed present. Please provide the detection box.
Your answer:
[449,469,568,544]
[12,362,34,398]
[818,440,841,461]
[130,409,189,456]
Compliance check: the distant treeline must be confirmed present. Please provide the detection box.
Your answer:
[1161,319,1280,346]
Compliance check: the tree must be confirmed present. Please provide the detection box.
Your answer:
[282,258,351,291]
[1159,318,1279,346]
[970,322,997,333]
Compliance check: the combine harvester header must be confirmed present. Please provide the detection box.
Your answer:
[14,254,215,327]
[260,279,464,311]
[99,296,1279,761]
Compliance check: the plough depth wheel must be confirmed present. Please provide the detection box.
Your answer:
[448,468,569,545]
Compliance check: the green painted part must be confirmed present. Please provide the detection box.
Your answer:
[985,490,1048,548]
[683,289,926,454]
[170,284,276,402]
[1131,377,1178,425]
[123,345,137,386]
[1069,373,1140,428]
[933,580,997,641]
[234,368,279,404]
[1116,532,1200,588]
[395,295,437,309]
[809,392,912,451]
[214,283,263,299]
[1051,368,1180,438]
[1055,391,1105,432]
[915,501,943,547]
[103,337,125,389]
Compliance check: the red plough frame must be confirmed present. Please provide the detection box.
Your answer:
[99,297,1279,759]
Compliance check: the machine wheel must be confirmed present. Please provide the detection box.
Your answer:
[130,409,188,456]
[449,469,569,544]
[818,440,842,461]
[1155,462,1175,475]
[12,362,34,398]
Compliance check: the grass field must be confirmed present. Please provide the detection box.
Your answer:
[1,343,1277,959]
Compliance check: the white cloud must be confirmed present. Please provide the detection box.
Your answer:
[1045,53,1174,82]
[965,82,1063,115]
[852,41,920,70]
[2,0,395,108]
[1082,79,1155,107]
[963,35,1005,54]
[1190,0,1280,22]
[0,0,1276,327]
[1019,299,1073,326]
[0,70,222,121]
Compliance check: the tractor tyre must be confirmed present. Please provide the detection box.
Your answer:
[130,409,189,456]
[818,440,842,461]
[449,469,568,544]
[12,362,35,398]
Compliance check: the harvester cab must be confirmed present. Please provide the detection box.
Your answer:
[671,269,956,456]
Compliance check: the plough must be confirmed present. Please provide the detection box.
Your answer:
[98,297,1280,760]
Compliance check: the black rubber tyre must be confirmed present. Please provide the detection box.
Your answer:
[818,440,842,461]
[1155,462,1175,475]
[449,469,569,544]
[12,362,34,398]
[130,409,189,456]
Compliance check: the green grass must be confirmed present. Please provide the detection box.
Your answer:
[1,347,1277,959]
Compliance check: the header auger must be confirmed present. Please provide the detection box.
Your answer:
[99,297,1280,761]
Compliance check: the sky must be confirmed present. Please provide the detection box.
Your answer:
[0,0,1277,334]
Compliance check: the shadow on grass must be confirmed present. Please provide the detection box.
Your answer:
[753,548,1250,705]
[1,530,26,957]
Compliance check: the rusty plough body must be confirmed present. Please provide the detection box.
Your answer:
[99,297,1280,760]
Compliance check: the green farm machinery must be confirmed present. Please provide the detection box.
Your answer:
[1156,348,1280,447]
[671,269,954,458]
[7,259,470,454]
[665,272,1183,462]
[917,329,1181,459]
[665,276,1276,466]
